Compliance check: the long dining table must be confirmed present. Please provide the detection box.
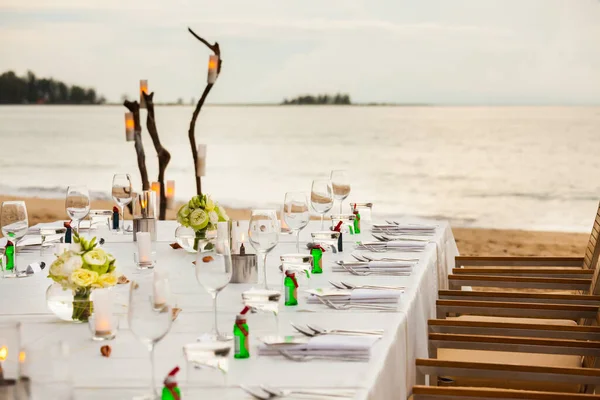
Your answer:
[0,218,458,399]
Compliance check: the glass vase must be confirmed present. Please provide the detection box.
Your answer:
[46,283,93,323]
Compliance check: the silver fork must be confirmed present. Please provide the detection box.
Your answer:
[329,280,347,289]
[240,385,274,400]
[341,264,411,277]
[290,322,317,337]
[357,254,419,262]
[306,323,383,336]
[317,297,397,311]
[279,349,367,362]
[340,281,405,291]
[261,385,355,399]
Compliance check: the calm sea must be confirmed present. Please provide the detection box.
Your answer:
[0,105,599,232]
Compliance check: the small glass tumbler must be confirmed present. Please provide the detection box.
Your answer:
[349,202,373,223]
[330,214,356,234]
[280,253,313,288]
[183,341,231,386]
[134,251,157,269]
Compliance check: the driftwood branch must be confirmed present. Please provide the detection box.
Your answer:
[143,92,171,220]
[187,27,223,196]
[124,100,149,199]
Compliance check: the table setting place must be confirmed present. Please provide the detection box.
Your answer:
[0,168,454,400]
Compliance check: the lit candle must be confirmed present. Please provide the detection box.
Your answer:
[207,55,219,84]
[151,181,161,212]
[137,232,152,267]
[93,289,113,336]
[153,268,168,308]
[166,180,175,209]
[140,79,148,109]
[196,144,207,177]
[125,112,135,141]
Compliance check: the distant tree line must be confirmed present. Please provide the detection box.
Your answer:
[282,93,351,105]
[0,71,106,105]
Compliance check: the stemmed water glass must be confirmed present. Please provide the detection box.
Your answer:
[128,273,173,400]
[111,173,133,234]
[330,170,351,214]
[65,186,90,234]
[195,237,233,342]
[248,210,279,290]
[310,179,334,230]
[283,192,310,253]
[1,201,28,276]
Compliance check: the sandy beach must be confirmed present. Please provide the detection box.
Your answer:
[0,195,589,257]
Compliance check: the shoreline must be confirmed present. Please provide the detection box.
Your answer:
[0,195,589,257]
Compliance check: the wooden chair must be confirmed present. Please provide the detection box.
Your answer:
[412,386,600,399]
[449,201,600,296]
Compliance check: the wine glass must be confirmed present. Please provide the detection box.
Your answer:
[330,170,351,214]
[1,201,28,276]
[128,274,173,399]
[310,179,334,230]
[65,186,90,235]
[283,192,310,253]
[111,174,133,234]
[195,237,233,342]
[248,210,279,290]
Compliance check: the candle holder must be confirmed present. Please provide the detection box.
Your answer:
[230,254,258,284]
[133,251,157,270]
[87,314,119,341]
[133,190,157,241]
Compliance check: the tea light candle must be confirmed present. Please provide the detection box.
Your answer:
[166,180,175,209]
[137,232,152,266]
[196,144,207,177]
[153,268,168,307]
[207,55,219,84]
[140,79,148,108]
[93,289,113,336]
[125,112,135,141]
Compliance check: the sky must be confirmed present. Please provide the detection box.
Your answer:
[1,0,600,105]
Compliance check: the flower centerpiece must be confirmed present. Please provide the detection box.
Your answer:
[47,231,117,322]
[177,194,229,250]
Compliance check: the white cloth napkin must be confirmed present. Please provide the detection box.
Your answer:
[306,288,402,304]
[29,220,90,233]
[258,334,378,358]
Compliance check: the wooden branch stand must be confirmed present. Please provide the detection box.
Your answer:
[123,94,171,220]
[188,27,222,196]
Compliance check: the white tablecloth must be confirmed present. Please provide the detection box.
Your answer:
[1,219,458,399]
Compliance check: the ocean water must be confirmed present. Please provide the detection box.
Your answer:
[0,105,599,232]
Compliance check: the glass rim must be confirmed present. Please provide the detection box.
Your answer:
[1,200,26,206]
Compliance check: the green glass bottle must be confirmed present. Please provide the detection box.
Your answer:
[353,209,361,234]
[284,271,298,306]
[234,314,250,359]
[5,233,15,271]
[161,366,181,400]
[311,247,323,274]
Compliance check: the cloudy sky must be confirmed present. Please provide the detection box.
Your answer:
[2,0,599,104]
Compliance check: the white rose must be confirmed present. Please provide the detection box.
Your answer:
[69,243,82,253]
[62,255,83,276]
[208,210,218,225]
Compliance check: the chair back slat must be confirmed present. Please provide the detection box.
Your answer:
[584,202,600,271]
